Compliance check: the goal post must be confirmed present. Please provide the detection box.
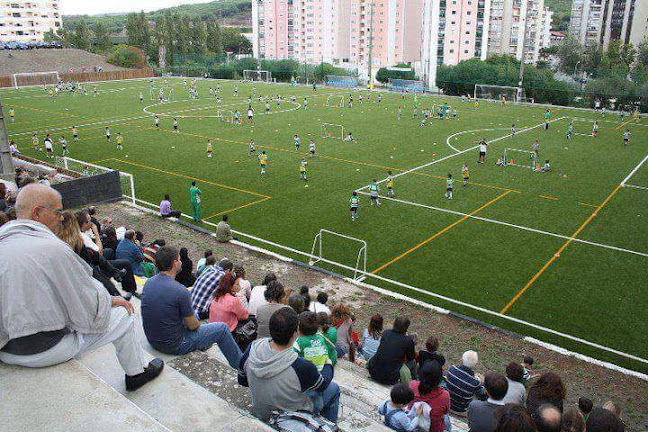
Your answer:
[502,148,539,171]
[13,71,60,89]
[389,79,425,93]
[474,84,526,103]
[309,229,367,281]
[326,95,345,108]
[219,110,236,124]
[150,86,174,101]
[57,156,136,204]
[321,123,345,140]
[243,69,272,82]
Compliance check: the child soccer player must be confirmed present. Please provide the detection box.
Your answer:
[378,384,422,432]
[541,160,551,172]
[173,118,179,133]
[397,106,402,120]
[462,164,469,186]
[293,312,331,412]
[445,174,454,199]
[105,127,111,142]
[474,100,479,111]
[234,110,241,125]
[294,134,301,151]
[249,139,256,157]
[299,157,308,181]
[369,180,381,206]
[247,106,254,123]
[258,150,268,174]
[345,132,356,142]
[533,140,540,158]
[206,140,213,158]
[217,97,222,109]
[93,86,98,97]
[309,139,316,157]
[378,94,382,103]
[44,134,54,158]
[233,85,238,96]
[452,108,458,119]
[386,171,395,197]
[31,133,39,150]
[623,129,630,146]
[358,94,363,105]
[9,108,14,123]
[155,116,160,129]
[544,109,551,130]
[116,133,124,150]
[71,126,79,141]
[304,98,309,110]
[350,191,360,221]
[592,120,599,138]
[567,121,573,140]
[511,124,516,136]
[139,92,144,103]
[265,102,271,113]
[420,114,427,127]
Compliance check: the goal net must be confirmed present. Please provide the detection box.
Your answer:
[57,157,136,205]
[474,84,525,103]
[150,86,174,101]
[326,95,345,108]
[325,75,358,88]
[309,229,367,281]
[243,70,272,82]
[13,71,60,89]
[321,123,345,140]
[502,148,539,171]
[389,79,425,93]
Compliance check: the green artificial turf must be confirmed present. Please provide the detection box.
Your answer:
[3,78,647,372]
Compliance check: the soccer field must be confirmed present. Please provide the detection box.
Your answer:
[3,78,647,372]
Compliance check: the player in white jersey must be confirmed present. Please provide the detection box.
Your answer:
[60,135,68,155]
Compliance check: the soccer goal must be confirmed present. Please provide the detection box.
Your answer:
[309,229,367,281]
[389,79,425,93]
[503,148,539,171]
[326,95,345,108]
[321,123,345,140]
[13,71,60,89]
[150,86,174,102]
[474,84,526,104]
[243,70,272,82]
[325,75,358,88]
[219,110,236,125]
[57,157,136,205]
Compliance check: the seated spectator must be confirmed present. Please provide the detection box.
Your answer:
[368,316,417,386]
[502,362,527,406]
[378,383,423,431]
[0,211,8,227]
[561,408,586,432]
[585,407,624,432]
[175,247,195,287]
[578,398,593,422]
[160,194,181,218]
[0,182,6,212]
[116,229,145,277]
[248,272,277,316]
[0,183,163,391]
[76,209,103,254]
[238,307,340,423]
[526,372,566,414]
[233,263,252,309]
[493,404,536,432]
[191,257,232,319]
[420,338,445,371]
[409,360,450,432]
[255,280,286,339]
[522,356,537,382]
[446,350,487,416]
[209,273,249,332]
[141,246,241,367]
[317,312,337,366]
[196,249,213,276]
[215,214,235,242]
[300,285,311,310]
[359,314,383,362]
[533,404,562,432]
[309,292,331,315]
[288,292,305,313]
[142,239,165,265]
[467,372,508,432]
[602,401,621,419]
[88,206,107,237]
[331,303,355,360]
[102,225,119,259]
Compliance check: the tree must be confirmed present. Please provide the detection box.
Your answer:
[73,19,92,51]
[107,45,145,68]
[206,21,223,53]
[221,27,251,53]
[556,36,584,74]
[94,22,112,52]
[191,21,207,54]
[126,11,150,52]
[637,38,648,68]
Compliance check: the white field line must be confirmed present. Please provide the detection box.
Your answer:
[357,117,566,192]
[143,99,302,119]
[570,117,648,127]
[624,184,648,191]
[446,127,509,153]
[621,153,648,186]
[355,191,648,259]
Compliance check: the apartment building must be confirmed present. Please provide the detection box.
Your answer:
[0,0,61,42]
[570,0,647,48]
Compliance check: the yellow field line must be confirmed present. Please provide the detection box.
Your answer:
[615,117,636,130]
[579,202,599,208]
[204,196,272,220]
[11,103,80,119]
[538,194,559,201]
[108,158,271,199]
[372,190,512,274]
[500,184,623,314]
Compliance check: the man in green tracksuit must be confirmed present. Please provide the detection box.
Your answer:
[189,181,202,222]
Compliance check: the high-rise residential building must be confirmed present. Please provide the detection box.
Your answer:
[487,0,553,64]
[569,0,647,48]
[569,0,604,45]
[420,0,491,89]
[0,0,61,42]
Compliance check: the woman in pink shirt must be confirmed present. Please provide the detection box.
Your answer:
[209,273,249,332]
[409,359,450,432]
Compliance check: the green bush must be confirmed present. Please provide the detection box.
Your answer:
[107,44,144,68]
[375,67,417,84]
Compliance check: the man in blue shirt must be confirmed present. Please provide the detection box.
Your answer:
[116,230,145,277]
[141,246,241,367]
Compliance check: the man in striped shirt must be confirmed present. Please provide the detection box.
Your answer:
[190,258,233,319]
[445,350,487,416]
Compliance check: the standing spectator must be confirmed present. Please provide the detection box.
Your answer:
[309,292,331,315]
[317,312,337,366]
[141,246,241,367]
[493,405,537,432]
[467,372,508,432]
[331,303,356,360]
[209,273,249,332]
[160,194,181,218]
[216,214,234,242]
[233,263,252,309]
[418,336,445,369]
[191,258,232,319]
[502,362,527,406]
[561,408,586,432]
[175,247,195,287]
[533,404,562,432]
[196,249,213,276]
[359,314,383,362]
[585,407,624,432]
[0,184,163,391]
[116,230,145,277]
[238,307,340,423]
[189,181,202,222]
[409,360,450,432]
[256,281,286,339]
[288,292,305,314]
[248,272,277,316]
[446,350,487,416]
[368,316,417,386]
[526,372,566,414]
[378,384,422,431]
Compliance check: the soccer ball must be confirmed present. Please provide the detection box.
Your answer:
[125,155,129,158]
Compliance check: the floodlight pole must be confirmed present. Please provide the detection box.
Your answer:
[0,97,14,180]
[367,0,375,88]
[518,1,530,100]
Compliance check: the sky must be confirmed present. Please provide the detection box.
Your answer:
[61,0,217,16]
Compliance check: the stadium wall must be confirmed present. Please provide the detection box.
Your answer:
[0,68,154,88]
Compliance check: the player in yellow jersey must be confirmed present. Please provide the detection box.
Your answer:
[72,126,79,141]
[207,139,213,158]
[462,164,469,186]
[259,151,268,174]
[116,133,124,150]
[300,157,308,182]
[633,108,640,122]
[9,108,15,123]
[474,100,479,111]
[386,171,395,197]
[31,133,39,150]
